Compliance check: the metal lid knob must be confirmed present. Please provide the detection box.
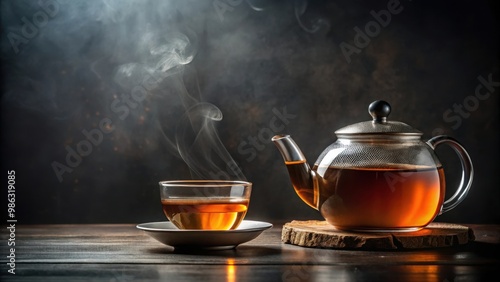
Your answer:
[369,100,391,123]
[334,100,422,137]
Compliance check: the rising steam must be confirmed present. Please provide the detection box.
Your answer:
[109,12,245,180]
[175,103,245,180]
[2,0,245,181]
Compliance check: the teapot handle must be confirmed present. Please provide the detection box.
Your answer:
[426,135,474,214]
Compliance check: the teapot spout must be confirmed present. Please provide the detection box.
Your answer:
[272,135,318,209]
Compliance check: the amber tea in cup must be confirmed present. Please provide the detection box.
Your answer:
[159,180,251,230]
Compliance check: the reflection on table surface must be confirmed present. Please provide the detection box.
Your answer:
[0,223,498,281]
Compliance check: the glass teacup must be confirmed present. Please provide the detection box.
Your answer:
[159,180,252,230]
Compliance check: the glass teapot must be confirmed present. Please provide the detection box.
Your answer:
[272,100,473,232]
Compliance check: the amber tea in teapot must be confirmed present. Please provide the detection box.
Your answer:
[275,100,473,232]
[287,161,445,231]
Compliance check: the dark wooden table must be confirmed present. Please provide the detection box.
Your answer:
[1,223,499,281]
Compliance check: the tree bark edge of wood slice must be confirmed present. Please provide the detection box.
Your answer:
[281,220,475,250]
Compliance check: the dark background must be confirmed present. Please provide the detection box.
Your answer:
[1,0,499,224]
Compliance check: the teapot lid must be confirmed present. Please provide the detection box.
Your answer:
[335,100,422,138]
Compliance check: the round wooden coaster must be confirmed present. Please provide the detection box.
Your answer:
[281,220,475,250]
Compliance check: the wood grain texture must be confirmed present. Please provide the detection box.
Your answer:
[0,223,498,281]
[282,221,475,250]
